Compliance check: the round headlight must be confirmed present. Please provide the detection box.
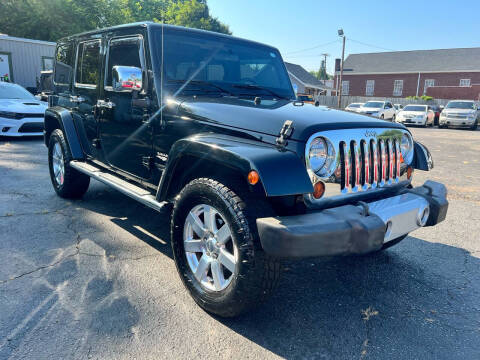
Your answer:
[400,133,414,164]
[308,137,336,177]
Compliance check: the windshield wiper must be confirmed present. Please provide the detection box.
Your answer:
[232,84,289,100]
[170,80,236,97]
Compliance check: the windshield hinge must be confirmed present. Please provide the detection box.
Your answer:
[276,120,294,149]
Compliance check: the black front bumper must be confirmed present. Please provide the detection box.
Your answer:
[257,181,448,258]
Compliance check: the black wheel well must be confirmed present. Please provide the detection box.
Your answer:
[44,114,62,146]
[164,154,260,202]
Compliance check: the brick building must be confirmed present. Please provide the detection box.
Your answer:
[335,47,480,100]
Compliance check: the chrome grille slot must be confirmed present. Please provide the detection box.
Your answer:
[370,139,378,189]
[304,128,412,207]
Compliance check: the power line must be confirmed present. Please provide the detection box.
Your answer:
[348,38,396,52]
[284,39,340,55]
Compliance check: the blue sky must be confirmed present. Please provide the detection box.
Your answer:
[208,0,480,74]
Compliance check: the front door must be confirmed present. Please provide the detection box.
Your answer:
[97,35,153,180]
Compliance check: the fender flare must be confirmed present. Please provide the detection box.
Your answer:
[412,141,433,171]
[44,107,85,160]
[156,134,313,201]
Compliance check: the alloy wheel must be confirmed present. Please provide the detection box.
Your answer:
[52,141,65,186]
[183,204,237,291]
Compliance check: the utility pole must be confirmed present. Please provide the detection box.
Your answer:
[320,53,329,81]
[337,29,346,109]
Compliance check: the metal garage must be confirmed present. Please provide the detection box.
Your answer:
[0,35,55,91]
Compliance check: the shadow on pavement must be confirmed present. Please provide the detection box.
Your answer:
[66,188,480,358]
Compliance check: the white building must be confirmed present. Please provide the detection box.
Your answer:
[0,35,55,90]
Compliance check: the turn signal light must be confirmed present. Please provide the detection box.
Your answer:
[313,181,325,199]
[407,166,413,179]
[247,170,260,185]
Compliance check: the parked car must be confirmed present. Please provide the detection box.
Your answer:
[396,104,435,127]
[345,102,364,112]
[359,100,396,121]
[44,22,448,317]
[297,94,319,106]
[439,100,479,130]
[0,82,47,137]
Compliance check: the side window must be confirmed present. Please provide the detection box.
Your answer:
[54,42,74,85]
[75,40,101,87]
[105,37,142,87]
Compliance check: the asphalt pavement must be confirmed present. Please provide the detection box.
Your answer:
[1,127,479,359]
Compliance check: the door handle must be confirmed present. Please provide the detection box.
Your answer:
[70,95,85,104]
[96,100,115,109]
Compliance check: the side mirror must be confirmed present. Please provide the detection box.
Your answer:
[112,66,142,92]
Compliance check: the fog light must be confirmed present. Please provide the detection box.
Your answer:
[313,181,325,199]
[2,127,10,132]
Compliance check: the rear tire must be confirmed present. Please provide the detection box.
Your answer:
[471,120,478,130]
[171,178,281,317]
[48,129,90,199]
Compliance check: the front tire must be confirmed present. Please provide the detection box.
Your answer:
[171,178,281,317]
[48,129,90,198]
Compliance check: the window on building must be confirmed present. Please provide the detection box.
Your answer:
[342,80,349,95]
[393,80,403,96]
[365,80,374,96]
[75,40,101,86]
[459,79,471,87]
[42,57,54,71]
[424,79,435,90]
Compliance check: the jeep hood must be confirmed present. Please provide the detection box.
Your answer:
[176,97,405,142]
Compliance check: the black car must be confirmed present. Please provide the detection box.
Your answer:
[44,22,448,317]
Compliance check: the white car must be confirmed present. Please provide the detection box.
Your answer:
[439,100,479,130]
[359,100,396,121]
[345,102,364,112]
[396,104,435,127]
[0,82,47,137]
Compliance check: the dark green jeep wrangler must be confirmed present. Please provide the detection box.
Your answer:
[44,22,447,317]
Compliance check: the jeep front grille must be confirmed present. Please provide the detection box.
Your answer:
[339,137,401,192]
[304,128,412,206]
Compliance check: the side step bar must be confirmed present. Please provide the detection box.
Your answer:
[70,160,167,212]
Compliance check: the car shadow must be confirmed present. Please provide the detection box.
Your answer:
[218,238,480,359]
[70,185,480,359]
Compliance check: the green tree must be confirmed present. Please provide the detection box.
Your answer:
[0,0,230,42]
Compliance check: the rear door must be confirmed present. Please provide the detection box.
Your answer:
[71,39,102,157]
[97,34,153,180]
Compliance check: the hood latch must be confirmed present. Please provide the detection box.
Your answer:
[276,120,294,149]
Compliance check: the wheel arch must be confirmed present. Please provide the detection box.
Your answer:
[44,107,85,160]
[156,134,313,202]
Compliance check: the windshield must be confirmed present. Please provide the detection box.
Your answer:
[348,103,361,108]
[363,101,383,108]
[153,28,294,100]
[403,105,427,112]
[0,83,35,100]
[446,101,475,109]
